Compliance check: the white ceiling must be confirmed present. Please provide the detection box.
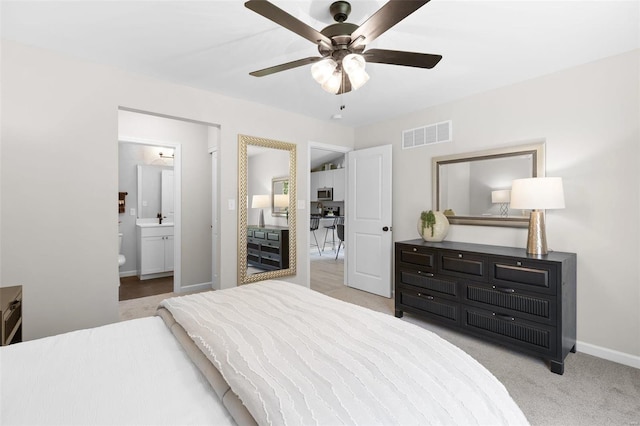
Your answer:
[2,1,638,127]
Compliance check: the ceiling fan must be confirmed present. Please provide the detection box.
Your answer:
[245,0,442,95]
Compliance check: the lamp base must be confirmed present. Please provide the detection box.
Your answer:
[526,210,548,255]
[258,209,265,228]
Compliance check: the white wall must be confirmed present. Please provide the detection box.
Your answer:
[0,40,354,340]
[247,149,290,228]
[355,49,640,365]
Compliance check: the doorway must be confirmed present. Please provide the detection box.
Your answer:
[117,108,219,300]
[308,142,351,291]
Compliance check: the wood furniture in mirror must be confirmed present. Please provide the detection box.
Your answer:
[432,142,545,227]
[238,135,296,284]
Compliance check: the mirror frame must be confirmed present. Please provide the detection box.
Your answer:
[238,134,297,284]
[432,142,545,228]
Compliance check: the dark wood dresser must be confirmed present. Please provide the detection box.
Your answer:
[395,240,576,374]
[1,285,23,346]
[247,226,290,271]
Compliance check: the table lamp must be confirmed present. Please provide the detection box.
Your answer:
[491,189,511,217]
[510,177,565,255]
[251,194,270,228]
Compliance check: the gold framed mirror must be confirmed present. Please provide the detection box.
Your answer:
[432,142,545,227]
[238,134,297,284]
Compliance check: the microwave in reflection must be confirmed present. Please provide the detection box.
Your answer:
[317,187,333,201]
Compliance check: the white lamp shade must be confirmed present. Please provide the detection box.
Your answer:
[321,70,342,94]
[491,189,511,204]
[343,54,369,90]
[311,58,337,84]
[251,194,270,209]
[274,194,288,208]
[510,177,565,210]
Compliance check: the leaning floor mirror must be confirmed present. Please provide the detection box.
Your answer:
[238,134,297,284]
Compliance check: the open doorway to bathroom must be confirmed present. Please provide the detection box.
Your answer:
[118,142,175,300]
[117,108,219,302]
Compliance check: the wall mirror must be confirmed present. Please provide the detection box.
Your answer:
[271,176,289,217]
[432,142,545,227]
[238,134,297,284]
[137,164,174,222]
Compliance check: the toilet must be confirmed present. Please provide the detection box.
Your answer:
[118,233,126,267]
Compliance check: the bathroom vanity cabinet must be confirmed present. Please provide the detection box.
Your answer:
[137,225,174,280]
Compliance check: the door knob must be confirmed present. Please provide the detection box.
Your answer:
[382,226,389,232]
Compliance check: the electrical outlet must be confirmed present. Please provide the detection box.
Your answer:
[130,208,136,216]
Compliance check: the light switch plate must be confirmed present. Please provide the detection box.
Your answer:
[228,199,236,210]
[130,208,136,216]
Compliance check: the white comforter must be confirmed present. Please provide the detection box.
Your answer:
[0,316,235,425]
[161,280,529,425]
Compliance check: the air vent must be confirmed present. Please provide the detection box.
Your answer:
[402,120,452,149]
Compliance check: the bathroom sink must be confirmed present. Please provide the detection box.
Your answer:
[136,222,174,228]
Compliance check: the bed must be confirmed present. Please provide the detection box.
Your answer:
[1,280,528,425]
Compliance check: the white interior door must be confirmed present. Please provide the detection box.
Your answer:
[346,144,393,298]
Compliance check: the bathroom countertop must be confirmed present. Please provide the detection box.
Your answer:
[136,222,174,228]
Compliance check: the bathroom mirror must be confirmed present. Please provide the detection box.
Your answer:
[137,164,174,222]
[238,134,297,284]
[271,176,289,217]
[432,142,545,227]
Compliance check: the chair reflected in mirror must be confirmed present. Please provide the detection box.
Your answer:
[335,223,345,260]
[323,216,344,252]
[310,217,321,256]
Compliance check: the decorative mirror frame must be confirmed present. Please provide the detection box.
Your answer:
[238,134,297,284]
[432,142,545,228]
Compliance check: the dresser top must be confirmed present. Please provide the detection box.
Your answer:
[396,239,576,262]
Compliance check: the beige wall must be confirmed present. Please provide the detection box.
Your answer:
[355,49,640,365]
[0,40,354,340]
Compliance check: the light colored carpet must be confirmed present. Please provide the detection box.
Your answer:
[119,256,640,425]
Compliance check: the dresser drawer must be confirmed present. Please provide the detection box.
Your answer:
[464,283,556,324]
[463,306,557,356]
[253,230,266,240]
[267,232,280,241]
[490,257,557,295]
[396,244,437,272]
[397,269,458,299]
[438,251,488,282]
[397,285,459,325]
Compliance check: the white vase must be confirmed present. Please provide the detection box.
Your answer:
[418,211,450,242]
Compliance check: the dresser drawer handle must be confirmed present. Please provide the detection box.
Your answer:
[412,248,417,252]
[492,286,516,294]
[9,300,21,311]
[417,271,434,277]
[417,293,434,300]
[492,312,515,321]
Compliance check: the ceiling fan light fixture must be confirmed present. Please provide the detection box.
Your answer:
[342,53,369,90]
[311,58,338,84]
[321,70,343,94]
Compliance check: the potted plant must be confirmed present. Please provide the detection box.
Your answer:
[418,210,450,242]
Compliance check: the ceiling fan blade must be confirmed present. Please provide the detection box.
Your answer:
[364,48,442,69]
[245,0,332,47]
[350,0,430,46]
[249,56,323,77]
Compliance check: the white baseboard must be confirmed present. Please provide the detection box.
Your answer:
[177,281,213,294]
[576,340,640,370]
[119,270,137,278]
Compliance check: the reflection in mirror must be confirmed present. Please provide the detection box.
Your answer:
[272,177,289,218]
[433,142,545,227]
[239,135,297,284]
